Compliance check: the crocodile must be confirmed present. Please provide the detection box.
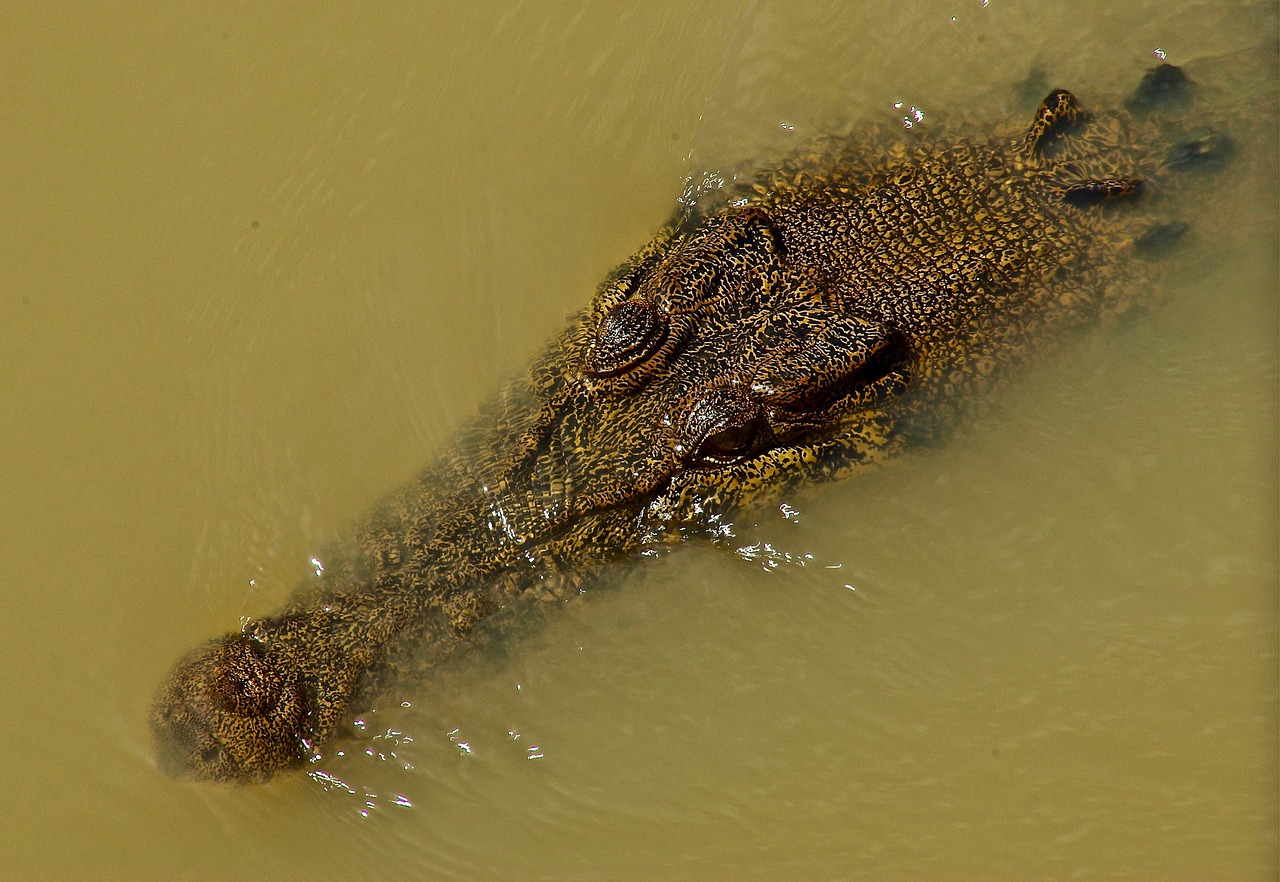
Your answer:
[152,64,1236,783]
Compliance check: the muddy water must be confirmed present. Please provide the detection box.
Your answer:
[1,2,1275,880]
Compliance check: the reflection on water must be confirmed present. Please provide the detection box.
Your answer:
[1,1,1275,880]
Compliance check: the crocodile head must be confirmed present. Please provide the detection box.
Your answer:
[151,207,918,784]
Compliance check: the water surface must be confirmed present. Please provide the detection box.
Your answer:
[1,2,1275,879]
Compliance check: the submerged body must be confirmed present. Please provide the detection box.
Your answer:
[153,66,1230,782]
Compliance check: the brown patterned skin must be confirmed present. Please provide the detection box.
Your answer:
[152,67,1226,782]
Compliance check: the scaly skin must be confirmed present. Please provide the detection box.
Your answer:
[152,66,1232,782]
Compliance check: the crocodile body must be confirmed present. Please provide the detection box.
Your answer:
[152,66,1233,782]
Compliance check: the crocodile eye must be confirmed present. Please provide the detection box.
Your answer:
[696,422,760,466]
[685,389,770,468]
[588,297,669,378]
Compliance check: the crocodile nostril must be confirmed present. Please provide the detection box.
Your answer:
[209,638,283,717]
[588,297,670,378]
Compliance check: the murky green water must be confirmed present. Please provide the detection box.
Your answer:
[2,2,1275,879]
